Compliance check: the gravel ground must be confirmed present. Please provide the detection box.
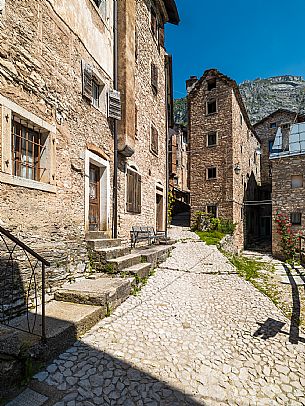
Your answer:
[12,228,305,405]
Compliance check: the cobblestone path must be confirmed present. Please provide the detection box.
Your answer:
[28,229,305,405]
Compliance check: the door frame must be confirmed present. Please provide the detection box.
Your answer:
[155,181,164,231]
[85,150,110,232]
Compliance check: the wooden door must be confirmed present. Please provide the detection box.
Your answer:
[156,193,164,231]
[89,163,100,231]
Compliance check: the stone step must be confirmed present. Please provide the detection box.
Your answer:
[54,277,132,307]
[85,231,111,240]
[136,245,173,268]
[87,238,122,250]
[7,301,105,360]
[107,253,142,272]
[95,245,131,260]
[125,262,152,279]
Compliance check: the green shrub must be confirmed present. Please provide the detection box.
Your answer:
[192,211,236,235]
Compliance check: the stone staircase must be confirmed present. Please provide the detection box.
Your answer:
[0,233,174,396]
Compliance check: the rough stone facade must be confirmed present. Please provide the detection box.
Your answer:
[271,155,305,256]
[0,0,179,314]
[0,0,115,300]
[117,0,179,236]
[254,109,305,192]
[188,69,261,250]
[169,124,189,203]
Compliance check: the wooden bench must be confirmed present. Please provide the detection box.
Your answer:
[130,226,166,248]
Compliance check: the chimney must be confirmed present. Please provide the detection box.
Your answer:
[186,76,198,94]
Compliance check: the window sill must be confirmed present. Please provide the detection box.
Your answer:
[206,112,218,116]
[0,172,56,193]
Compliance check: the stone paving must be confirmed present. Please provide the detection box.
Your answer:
[11,228,305,405]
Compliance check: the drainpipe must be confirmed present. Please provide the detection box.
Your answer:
[165,58,169,240]
[112,0,118,239]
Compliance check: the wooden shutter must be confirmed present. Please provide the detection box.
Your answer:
[151,63,158,94]
[151,125,158,155]
[127,169,141,213]
[82,61,93,100]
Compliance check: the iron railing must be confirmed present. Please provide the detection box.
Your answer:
[300,236,305,266]
[0,225,50,341]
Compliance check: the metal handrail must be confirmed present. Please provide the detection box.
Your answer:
[0,225,49,341]
[0,226,50,266]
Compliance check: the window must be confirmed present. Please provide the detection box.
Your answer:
[207,167,217,179]
[174,176,178,185]
[207,132,217,146]
[12,118,48,182]
[150,125,158,155]
[268,140,274,153]
[92,0,107,20]
[207,78,216,91]
[282,123,290,129]
[207,205,217,217]
[270,122,277,128]
[82,61,104,110]
[151,63,158,94]
[207,100,217,115]
[126,167,141,213]
[92,80,100,108]
[151,6,158,40]
[291,175,303,189]
[291,212,302,225]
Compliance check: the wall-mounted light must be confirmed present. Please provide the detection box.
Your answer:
[234,163,241,175]
[255,147,262,155]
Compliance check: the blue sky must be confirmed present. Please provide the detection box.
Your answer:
[166,0,305,98]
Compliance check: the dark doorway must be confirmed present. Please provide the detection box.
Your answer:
[156,193,164,231]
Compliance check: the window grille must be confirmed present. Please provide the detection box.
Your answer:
[12,119,46,181]
[291,212,302,225]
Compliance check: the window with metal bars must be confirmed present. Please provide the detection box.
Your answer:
[126,168,141,214]
[12,118,47,182]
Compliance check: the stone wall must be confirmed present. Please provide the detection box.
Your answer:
[117,0,168,236]
[188,70,260,251]
[271,154,305,257]
[254,111,304,189]
[0,0,115,298]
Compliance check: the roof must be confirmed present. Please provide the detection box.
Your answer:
[253,109,305,127]
[163,0,180,25]
[188,68,260,142]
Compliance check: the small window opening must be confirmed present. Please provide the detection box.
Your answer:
[207,205,217,217]
[291,175,303,189]
[207,78,216,91]
[207,132,217,146]
[291,212,302,225]
[207,100,217,115]
[207,167,217,179]
[270,122,277,128]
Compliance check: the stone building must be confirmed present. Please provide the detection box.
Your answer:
[270,122,305,256]
[169,124,190,203]
[0,0,179,293]
[251,110,305,245]
[116,0,179,236]
[187,69,261,250]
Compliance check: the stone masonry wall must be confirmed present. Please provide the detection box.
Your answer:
[254,111,302,188]
[272,155,305,257]
[0,0,114,303]
[188,77,234,222]
[231,93,261,249]
[117,0,167,236]
[188,71,261,251]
